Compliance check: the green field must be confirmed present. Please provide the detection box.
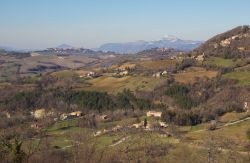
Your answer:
[18,108,248,163]
[223,71,250,85]
[186,118,250,144]
[204,57,247,68]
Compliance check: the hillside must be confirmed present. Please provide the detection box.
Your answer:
[194,25,250,58]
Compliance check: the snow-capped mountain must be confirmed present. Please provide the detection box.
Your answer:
[56,44,74,49]
[98,36,203,54]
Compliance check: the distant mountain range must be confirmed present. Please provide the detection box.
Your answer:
[56,44,74,49]
[0,45,20,51]
[1,36,203,54]
[0,44,75,52]
[97,35,203,54]
[0,46,42,52]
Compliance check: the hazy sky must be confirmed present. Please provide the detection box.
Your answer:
[0,0,250,49]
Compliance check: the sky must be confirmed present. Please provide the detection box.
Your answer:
[0,0,250,49]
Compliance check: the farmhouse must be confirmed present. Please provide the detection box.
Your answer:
[96,114,109,121]
[79,73,85,78]
[220,39,231,47]
[113,70,129,77]
[238,47,246,51]
[2,111,11,118]
[130,122,144,129]
[31,109,46,119]
[161,70,168,76]
[87,71,96,78]
[152,72,161,78]
[146,111,162,118]
[195,53,205,62]
[60,111,83,120]
[159,121,168,128]
[244,102,249,112]
[152,70,169,78]
[70,111,83,117]
[31,123,43,129]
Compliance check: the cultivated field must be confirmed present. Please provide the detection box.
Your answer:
[174,67,218,84]
[83,74,167,94]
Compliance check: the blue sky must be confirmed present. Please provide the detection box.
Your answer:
[0,0,250,49]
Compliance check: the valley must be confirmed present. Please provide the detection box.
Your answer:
[0,24,250,162]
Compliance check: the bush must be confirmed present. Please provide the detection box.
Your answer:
[247,128,250,140]
[207,121,217,131]
[176,58,196,70]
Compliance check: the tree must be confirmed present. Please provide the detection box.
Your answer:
[165,84,193,110]
[0,138,26,163]
[144,118,148,128]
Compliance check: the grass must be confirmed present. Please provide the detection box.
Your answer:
[83,74,167,94]
[47,119,80,132]
[223,71,250,85]
[218,112,248,123]
[95,134,121,148]
[186,119,250,144]
[211,119,250,141]
[204,57,246,68]
[97,117,137,129]
[49,135,71,148]
[51,70,78,78]
[40,113,250,162]
[174,67,218,84]
[21,75,42,83]
[137,59,178,71]
[110,62,136,70]
[45,115,171,149]
[0,82,11,87]
[179,123,208,133]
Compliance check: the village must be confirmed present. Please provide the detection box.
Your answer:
[28,100,250,137]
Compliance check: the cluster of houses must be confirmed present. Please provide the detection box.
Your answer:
[170,56,183,60]
[79,71,101,79]
[152,70,169,78]
[219,33,250,47]
[194,53,205,62]
[113,68,129,77]
[170,52,205,62]
[94,125,122,136]
[94,110,166,136]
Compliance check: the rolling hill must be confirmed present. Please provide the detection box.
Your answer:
[194,25,250,58]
